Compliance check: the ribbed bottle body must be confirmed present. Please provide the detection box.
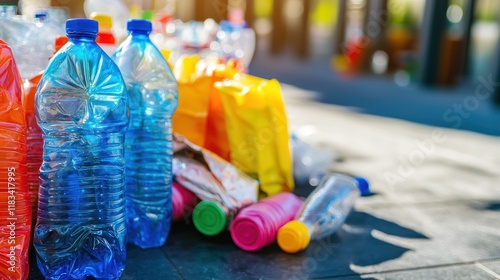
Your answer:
[35,132,126,279]
[113,30,178,248]
[34,34,129,279]
[124,109,173,247]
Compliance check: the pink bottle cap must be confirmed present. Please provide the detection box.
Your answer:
[230,192,303,252]
[172,181,198,221]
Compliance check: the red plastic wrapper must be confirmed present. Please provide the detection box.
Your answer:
[0,39,32,280]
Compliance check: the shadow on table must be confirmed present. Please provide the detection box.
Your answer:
[475,201,500,212]
[160,209,428,280]
[277,210,429,279]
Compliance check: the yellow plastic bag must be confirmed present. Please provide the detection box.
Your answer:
[216,75,294,198]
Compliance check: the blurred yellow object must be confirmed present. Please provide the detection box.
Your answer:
[129,4,142,19]
[160,49,173,68]
[216,75,294,198]
[160,49,171,61]
[310,0,337,26]
[90,13,113,30]
[255,0,273,18]
[332,55,348,72]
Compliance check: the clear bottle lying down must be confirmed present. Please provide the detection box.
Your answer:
[277,173,370,253]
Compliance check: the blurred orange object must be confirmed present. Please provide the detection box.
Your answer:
[172,56,240,161]
[0,39,31,280]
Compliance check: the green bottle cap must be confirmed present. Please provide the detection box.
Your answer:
[142,10,155,21]
[193,201,227,236]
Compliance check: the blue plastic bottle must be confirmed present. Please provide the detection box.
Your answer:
[34,19,129,279]
[112,19,178,248]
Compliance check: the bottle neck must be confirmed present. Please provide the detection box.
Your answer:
[129,31,151,40]
[68,33,97,43]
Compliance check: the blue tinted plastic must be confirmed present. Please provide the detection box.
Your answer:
[34,24,129,279]
[112,22,178,249]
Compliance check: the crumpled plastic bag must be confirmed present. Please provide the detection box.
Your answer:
[172,133,258,220]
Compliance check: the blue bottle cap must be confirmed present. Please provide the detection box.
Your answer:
[127,19,152,32]
[354,176,370,196]
[34,10,47,19]
[66,18,98,35]
[219,20,244,32]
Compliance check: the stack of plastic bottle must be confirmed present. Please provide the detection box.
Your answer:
[0,6,64,80]
[112,19,178,249]
[34,19,128,279]
[0,4,377,278]
[0,39,32,280]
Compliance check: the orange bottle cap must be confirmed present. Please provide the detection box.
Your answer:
[277,220,310,253]
[54,36,68,53]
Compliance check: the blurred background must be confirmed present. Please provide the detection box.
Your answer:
[3,0,500,135]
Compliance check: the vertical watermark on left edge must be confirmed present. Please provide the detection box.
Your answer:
[6,167,17,272]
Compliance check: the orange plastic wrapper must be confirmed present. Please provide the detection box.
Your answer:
[215,75,294,198]
[22,74,42,219]
[204,60,243,161]
[172,133,258,218]
[0,40,32,280]
[172,55,211,147]
[172,56,240,160]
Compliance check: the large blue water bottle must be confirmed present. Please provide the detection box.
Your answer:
[112,19,178,248]
[34,18,129,279]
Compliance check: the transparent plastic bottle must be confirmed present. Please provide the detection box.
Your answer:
[34,19,129,279]
[112,19,178,249]
[0,39,32,280]
[0,6,64,80]
[0,5,16,17]
[24,35,68,221]
[215,9,256,67]
[277,174,370,253]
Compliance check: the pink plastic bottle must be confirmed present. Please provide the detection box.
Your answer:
[230,192,303,252]
[172,181,199,221]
